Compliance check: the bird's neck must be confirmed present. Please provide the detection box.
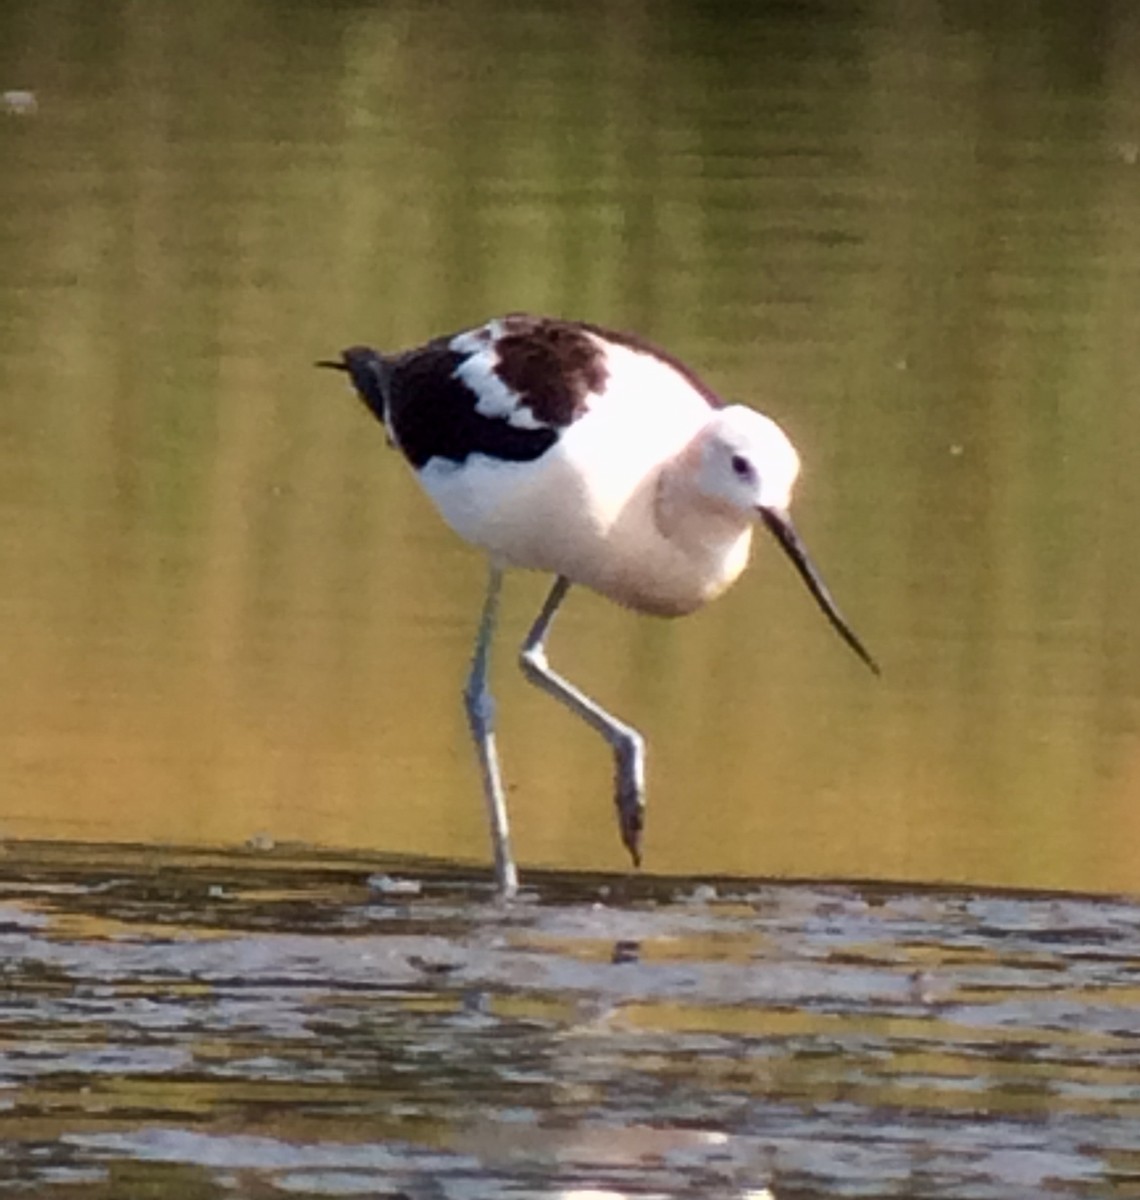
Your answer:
[653,454,754,599]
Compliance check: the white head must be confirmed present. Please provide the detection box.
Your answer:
[695,405,802,514]
[695,404,879,676]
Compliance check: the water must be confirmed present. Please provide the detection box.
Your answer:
[1,843,1139,1198]
[2,2,1140,1192]
[2,1,1139,889]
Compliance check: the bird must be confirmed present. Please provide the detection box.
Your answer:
[319,314,878,896]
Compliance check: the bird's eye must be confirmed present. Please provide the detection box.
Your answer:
[730,453,755,481]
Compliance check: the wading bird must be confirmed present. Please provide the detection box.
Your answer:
[320,315,877,895]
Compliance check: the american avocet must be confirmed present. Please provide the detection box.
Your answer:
[320,315,878,895]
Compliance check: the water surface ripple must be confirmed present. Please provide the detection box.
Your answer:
[0,843,1137,1198]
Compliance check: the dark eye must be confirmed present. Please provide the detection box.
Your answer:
[730,453,755,481]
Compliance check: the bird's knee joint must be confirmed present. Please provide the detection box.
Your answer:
[463,682,496,728]
[519,645,547,679]
[615,730,645,769]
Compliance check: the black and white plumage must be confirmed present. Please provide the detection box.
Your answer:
[321,314,877,895]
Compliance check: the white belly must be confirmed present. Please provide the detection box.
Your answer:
[416,344,754,615]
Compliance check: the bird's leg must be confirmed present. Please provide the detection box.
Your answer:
[519,576,646,866]
[462,564,519,897]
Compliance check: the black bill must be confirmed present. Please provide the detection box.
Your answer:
[759,507,880,676]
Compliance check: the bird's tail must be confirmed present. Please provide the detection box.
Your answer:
[316,346,392,429]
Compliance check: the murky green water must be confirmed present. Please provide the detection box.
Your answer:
[2,4,1140,1191]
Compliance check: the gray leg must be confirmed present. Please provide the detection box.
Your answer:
[462,564,519,897]
[519,576,645,866]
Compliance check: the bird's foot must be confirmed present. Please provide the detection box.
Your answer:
[614,740,645,867]
[618,797,644,867]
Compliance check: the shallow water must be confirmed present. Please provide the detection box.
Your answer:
[1,842,1138,1198]
[2,0,1139,892]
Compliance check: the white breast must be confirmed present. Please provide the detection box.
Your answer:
[418,340,753,615]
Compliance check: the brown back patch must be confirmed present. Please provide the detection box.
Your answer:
[492,316,609,427]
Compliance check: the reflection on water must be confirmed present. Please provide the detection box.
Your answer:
[1,1,1139,892]
[1,843,1138,1197]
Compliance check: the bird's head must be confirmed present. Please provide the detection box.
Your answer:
[696,405,802,515]
[697,405,879,676]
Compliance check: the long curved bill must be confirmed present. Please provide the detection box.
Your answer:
[759,507,880,676]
